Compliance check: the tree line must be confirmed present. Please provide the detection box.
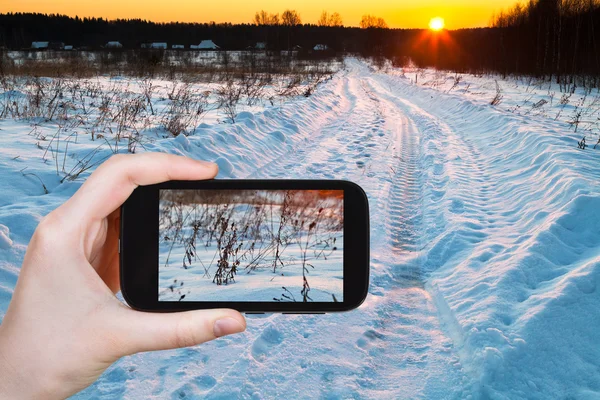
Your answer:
[489,0,600,86]
[0,12,389,51]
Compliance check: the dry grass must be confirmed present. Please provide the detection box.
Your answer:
[0,50,341,184]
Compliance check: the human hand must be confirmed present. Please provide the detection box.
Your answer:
[0,153,247,399]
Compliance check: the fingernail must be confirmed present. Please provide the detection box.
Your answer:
[195,159,217,167]
[213,317,245,337]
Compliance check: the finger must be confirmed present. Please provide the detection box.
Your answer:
[89,209,121,292]
[64,153,218,222]
[114,307,246,355]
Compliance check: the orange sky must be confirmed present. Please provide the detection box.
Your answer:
[1,0,516,29]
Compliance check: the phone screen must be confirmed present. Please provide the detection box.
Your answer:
[158,189,344,302]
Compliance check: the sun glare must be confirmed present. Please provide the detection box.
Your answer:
[429,17,445,31]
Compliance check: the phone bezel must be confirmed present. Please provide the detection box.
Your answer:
[120,179,369,313]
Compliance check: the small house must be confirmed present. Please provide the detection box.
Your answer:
[64,45,73,51]
[313,44,329,51]
[172,44,185,49]
[194,40,219,50]
[255,42,266,50]
[31,41,49,49]
[150,42,167,49]
[105,41,123,49]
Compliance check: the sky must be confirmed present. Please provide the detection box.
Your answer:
[1,0,517,29]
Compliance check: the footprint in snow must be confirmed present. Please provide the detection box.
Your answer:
[449,199,465,214]
[171,376,217,399]
[251,325,284,361]
[194,375,217,389]
[356,329,386,349]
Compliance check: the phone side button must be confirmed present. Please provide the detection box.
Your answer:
[118,239,121,254]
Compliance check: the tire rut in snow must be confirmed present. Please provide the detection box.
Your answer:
[352,77,469,399]
[366,70,517,395]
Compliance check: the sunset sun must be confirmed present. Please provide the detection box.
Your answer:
[429,17,445,31]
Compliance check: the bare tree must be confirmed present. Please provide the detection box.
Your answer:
[282,10,302,26]
[359,14,388,29]
[329,12,343,27]
[254,10,269,25]
[317,11,330,27]
[317,11,343,27]
[254,10,280,25]
[269,13,280,25]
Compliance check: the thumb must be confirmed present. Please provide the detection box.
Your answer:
[114,307,247,355]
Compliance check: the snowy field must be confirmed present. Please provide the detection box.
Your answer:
[392,65,600,144]
[0,57,599,399]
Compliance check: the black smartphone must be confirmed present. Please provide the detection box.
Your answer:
[120,180,369,313]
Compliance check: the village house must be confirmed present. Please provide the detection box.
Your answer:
[190,40,219,50]
[31,41,49,49]
[105,41,123,49]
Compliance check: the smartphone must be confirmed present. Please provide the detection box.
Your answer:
[120,180,369,313]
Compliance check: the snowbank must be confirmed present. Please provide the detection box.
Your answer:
[372,63,600,399]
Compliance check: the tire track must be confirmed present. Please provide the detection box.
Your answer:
[351,76,468,399]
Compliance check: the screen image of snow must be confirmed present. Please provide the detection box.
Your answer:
[159,189,344,302]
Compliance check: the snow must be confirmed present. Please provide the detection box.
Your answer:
[0,225,12,250]
[0,57,598,399]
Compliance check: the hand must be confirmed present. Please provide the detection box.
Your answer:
[0,153,247,399]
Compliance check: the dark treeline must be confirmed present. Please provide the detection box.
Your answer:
[1,5,600,87]
[490,0,600,86]
[0,13,373,53]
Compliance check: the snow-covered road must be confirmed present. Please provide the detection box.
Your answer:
[238,66,470,398]
[1,58,599,399]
